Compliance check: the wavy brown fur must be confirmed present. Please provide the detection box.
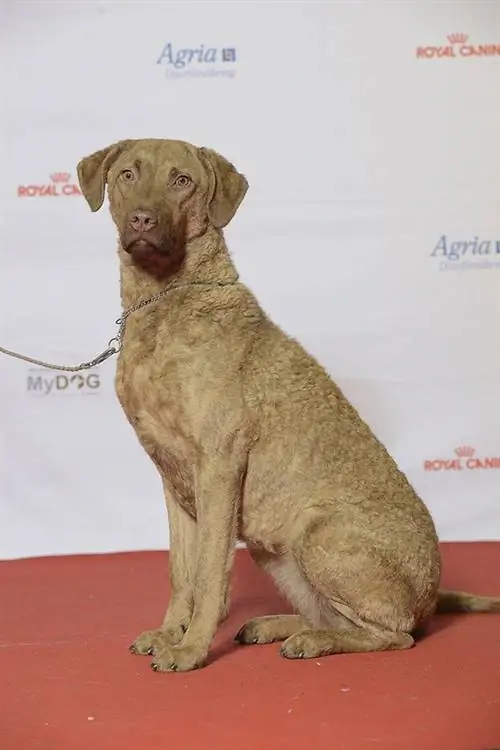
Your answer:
[76,138,500,672]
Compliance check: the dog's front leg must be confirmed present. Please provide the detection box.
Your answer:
[150,452,244,673]
[129,480,197,657]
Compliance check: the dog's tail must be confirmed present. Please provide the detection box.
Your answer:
[436,589,500,614]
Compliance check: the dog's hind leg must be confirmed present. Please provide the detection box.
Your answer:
[280,622,413,659]
[277,507,422,659]
[234,545,344,645]
[235,614,306,645]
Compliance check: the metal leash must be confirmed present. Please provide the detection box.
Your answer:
[0,280,237,373]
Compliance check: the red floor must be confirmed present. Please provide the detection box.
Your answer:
[1,544,500,750]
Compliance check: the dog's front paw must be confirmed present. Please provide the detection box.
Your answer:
[150,643,207,673]
[129,621,189,656]
[129,628,171,656]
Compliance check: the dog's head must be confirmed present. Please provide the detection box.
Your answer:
[76,138,248,279]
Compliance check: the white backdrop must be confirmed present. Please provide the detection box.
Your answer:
[1,1,499,560]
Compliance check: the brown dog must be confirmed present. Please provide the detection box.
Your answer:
[77,138,500,672]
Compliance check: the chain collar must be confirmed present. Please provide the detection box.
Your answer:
[0,279,238,373]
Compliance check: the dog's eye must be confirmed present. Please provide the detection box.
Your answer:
[121,169,135,182]
[174,174,191,188]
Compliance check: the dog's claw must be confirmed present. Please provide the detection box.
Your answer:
[234,627,246,644]
[280,644,305,659]
[152,662,178,672]
[147,647,154,655]
[234,625,259,645]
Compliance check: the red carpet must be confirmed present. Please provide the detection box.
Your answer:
[1,544,499,750]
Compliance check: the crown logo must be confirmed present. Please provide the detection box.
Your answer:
[50,172,71,183]
[447,33,468,45]
[454,445,475,458]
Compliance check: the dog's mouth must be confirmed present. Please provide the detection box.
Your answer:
[121,230,186,280]
[123,235,164,258]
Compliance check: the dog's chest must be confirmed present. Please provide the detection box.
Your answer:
[115,342,196,506]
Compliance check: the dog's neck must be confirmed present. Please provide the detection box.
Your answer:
[118,226,238,309]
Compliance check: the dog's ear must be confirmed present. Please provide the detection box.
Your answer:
[77,141,131,212]
[198,147,248,229]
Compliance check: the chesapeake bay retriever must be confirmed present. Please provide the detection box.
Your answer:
[76,138,500,672]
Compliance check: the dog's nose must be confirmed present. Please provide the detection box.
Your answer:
[129,210,157,233]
